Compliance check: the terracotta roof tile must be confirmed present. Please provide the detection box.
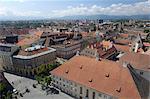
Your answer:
[114,44,130,53]
[17,31,42,46]
[51,56,141,99]
[119,52,150,71]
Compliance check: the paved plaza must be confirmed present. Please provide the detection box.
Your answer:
[4,72,74,99]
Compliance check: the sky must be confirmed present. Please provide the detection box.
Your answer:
[0,0,149,19]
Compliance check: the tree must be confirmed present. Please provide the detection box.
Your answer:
[35,75,43,84]
[144,29,150,33]
[37,64,46,75]
[0,82,6,92]
[43,76,52,86]
[4,91,12,99]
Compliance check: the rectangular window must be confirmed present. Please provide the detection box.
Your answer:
[99,93,101,97]
[80,87,82,94]
[93,92,95,99]
[86,89,89,98]
[104,95,107,99]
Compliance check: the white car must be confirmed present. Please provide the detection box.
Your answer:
[13,89,18,94]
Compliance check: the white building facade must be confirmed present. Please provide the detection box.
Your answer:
[51,74,116,99]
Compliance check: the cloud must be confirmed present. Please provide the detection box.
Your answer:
[0,0,27,2]
[0,0,149,19]
[0,5,41,17]
[51,1,150,17]
[0,7,7,16]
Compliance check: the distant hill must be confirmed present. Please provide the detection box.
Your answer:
[0,16,45,21]
[0,14,149,21]
[59,14,150,20]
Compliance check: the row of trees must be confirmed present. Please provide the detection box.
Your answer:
[0,82,6,92]
[35,62,60,86]
[0,82,12,99]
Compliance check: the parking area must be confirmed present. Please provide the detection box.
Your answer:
[4,72,74,99]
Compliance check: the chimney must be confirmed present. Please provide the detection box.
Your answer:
[134,43,139,53]
[94,43,96,48]
[87,44,91,48]
[76,51,80,56]
[91,44,94,49]
[123,62,128,68]
[95,51,100,61]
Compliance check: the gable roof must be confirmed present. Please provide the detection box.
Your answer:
[51,56,141,99]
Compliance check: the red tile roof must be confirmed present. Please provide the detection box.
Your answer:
[51,56,141,99]
[114,44,130,53]
[143,42,150,47]
[17,31,42,46]
[114,39,131,45]
[119,34,129,38]
[119,52,150,71]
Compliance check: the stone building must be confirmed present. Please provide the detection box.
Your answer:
[51,40,82,59]
[12,45,56,77]
[80,41,117,60]
[0,43,19,70]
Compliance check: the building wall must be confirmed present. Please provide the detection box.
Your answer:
[11,50,56,76]
[0,44,19,70]
[0,55,13,70]
[54,42,81,59]
[51,74,116,99]
[135,69,150,82]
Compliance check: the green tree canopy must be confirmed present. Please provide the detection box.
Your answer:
[0,82,6,92]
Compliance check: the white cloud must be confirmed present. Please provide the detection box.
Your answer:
[0,0,149,18]
[12,11,41,17]
[0,7,7,16]
[0,0,27,2]
[0,5,41,17]
[51,1,150,17]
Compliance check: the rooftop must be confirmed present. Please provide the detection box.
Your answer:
[51,40,82,48]
[51,55,141,99]
[81,41,117,59]
[119,52,150,71]
[13,46,56,59]
[114,44,130,53]
[114,39,132,45]
[0,43,17,47]
[17,31,42,46]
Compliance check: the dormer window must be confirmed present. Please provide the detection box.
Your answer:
[65,70,69,74]
[80,65,83,69]
[116,87,121,93]
[105,73,110,78]
[89,79,93,82]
